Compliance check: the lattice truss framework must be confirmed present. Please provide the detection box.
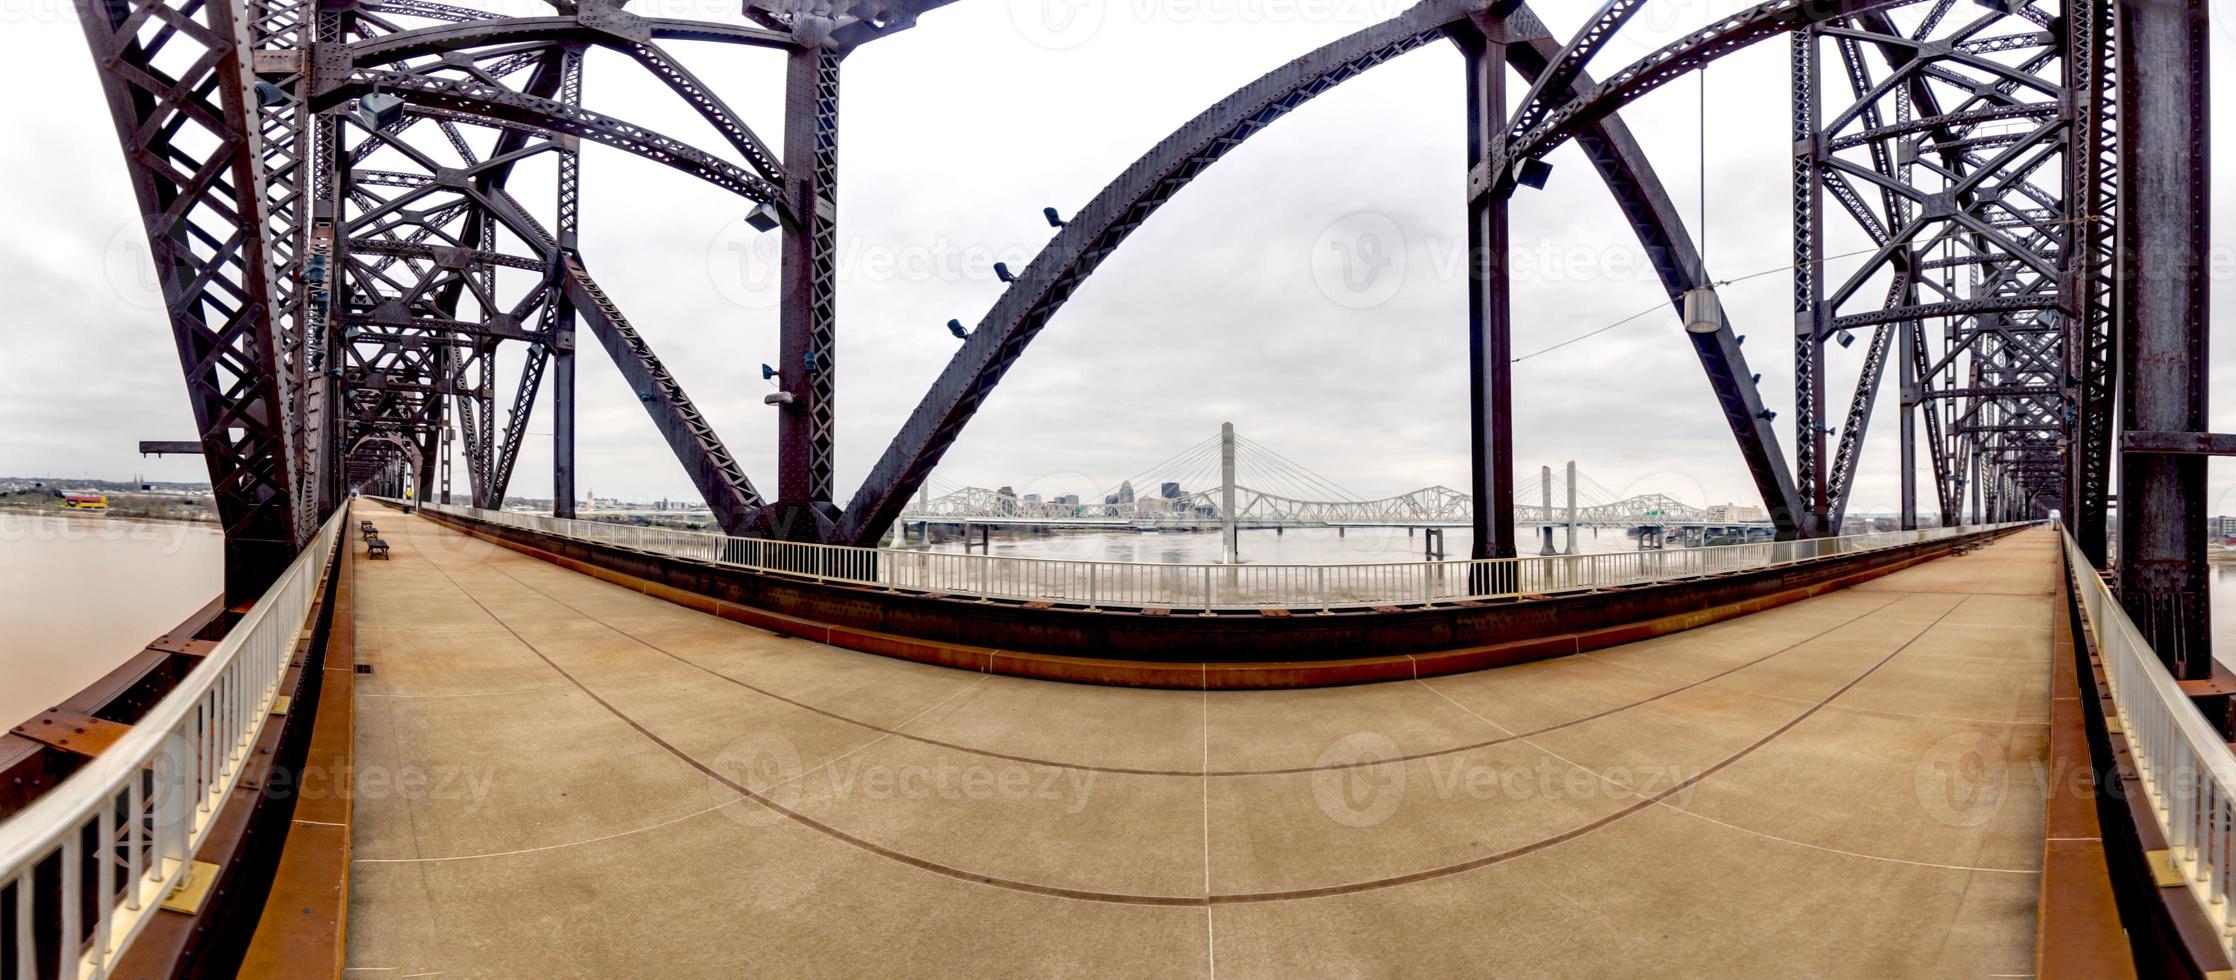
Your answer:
[1792,1,2091,536]
[80,0,2118,595]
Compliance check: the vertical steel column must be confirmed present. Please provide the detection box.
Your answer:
[437,340,453,504]
[1790,27,1828,537]
[77,0,308,599]
[1465,20,1517,561]
[2117,0,2212,676]
[1539,465,1556,555]
[310,77,346,520]
[1220,422,1239,564]
[551,48,583,520]
[2069,0,2121,565]
[1564,459,1578,555]
[776,40,843,539]
[1899,320,1917,530]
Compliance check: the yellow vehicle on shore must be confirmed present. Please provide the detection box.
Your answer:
[62,494,108,511]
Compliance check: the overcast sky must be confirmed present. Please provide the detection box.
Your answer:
[2,1,2232,517]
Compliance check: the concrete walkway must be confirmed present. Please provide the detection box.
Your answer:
[344,502,2056,977]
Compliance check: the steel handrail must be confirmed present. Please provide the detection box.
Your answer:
[0,507,347,979]
[396,498,2021,610]
[2064,526,2236,956]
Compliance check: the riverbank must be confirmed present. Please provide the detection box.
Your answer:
[0,491,216,526]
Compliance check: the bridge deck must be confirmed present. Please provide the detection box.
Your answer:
[344,502,2056,976]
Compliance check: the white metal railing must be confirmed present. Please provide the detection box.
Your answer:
[395,498,2022,611]
[2065,527,2236,958]
[0,507,346,979]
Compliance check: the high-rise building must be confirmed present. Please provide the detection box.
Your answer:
[1116,481,1135,504]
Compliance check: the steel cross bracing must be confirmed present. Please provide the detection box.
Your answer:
[1789,4,2080,537]
[77,0,308,601]
[82,0,2205,669]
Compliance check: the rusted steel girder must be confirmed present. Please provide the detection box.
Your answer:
[772,40,845,542]
[559,254,768,535]
[2116,0,2212,677]
[833,0,1466,546]
[75,0,309,601]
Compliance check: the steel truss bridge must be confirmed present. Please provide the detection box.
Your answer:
[82,0,2216,669]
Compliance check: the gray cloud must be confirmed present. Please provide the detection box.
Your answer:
[3,3,2232,516]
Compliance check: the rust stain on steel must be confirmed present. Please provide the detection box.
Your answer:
[10,708,134,758]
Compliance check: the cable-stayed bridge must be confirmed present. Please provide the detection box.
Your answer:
[898,427,1772,534]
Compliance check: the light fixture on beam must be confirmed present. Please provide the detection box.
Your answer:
[1512,158,1553,190]
[994,262,1018,283]
[1836,330,1856,349]
[1756,409,1777,422]
[1043,207,1067,228]
[743,202,781,233]
[761,364,779,381]
[356,91,405,131]
[1682,287,1721,334]
[947,319,969,340]
[254,81,290,107]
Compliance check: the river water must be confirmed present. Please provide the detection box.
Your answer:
[0,515,222,728]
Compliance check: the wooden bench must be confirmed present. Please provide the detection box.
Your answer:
[360,523,379,541]
[367,539,390,560]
